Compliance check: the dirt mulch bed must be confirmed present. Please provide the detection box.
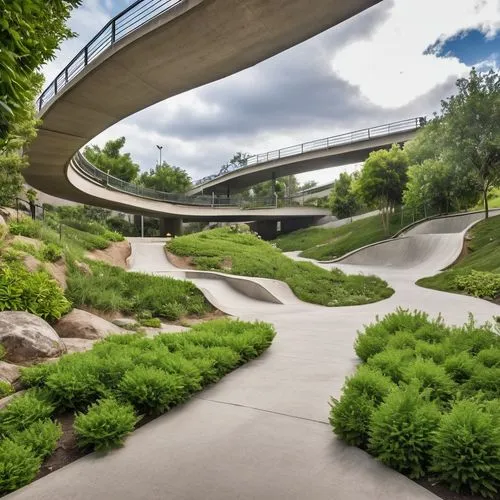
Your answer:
[165,250,195,270]
[86,241,131,269]
[416,478,485,500]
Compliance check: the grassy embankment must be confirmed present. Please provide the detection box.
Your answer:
[167,227,393,306]
[417,215,500,302]
[273,211,417,261]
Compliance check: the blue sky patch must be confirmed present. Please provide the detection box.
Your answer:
[425,28,499,65]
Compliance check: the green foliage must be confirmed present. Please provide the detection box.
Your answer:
[139,161,191,193]
[0,390,54,434]
[74,398,137,451]
[369,384,441,479]
[367,348,414,382]
[168,227,393,306]
[477,347,500,368]
[431,400,500,498]
[83,137,139,182]
[66,260,211,319]
[138,317,161,328]
[13,419,62,459]
[0,380,13,398]
[0,439,41,495]
[0,262,71,321]
[454,270,500,299]
[443,352,478,384]
[328,172,360,219]
[41,242,63,262]
[8,218,41,238]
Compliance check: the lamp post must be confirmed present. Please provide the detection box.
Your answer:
[156,145,163,166]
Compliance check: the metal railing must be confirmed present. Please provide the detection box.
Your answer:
[193,117,426,186]
[37,0,185,111]
[72,152,295,209]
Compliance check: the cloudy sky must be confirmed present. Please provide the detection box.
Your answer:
[41,0,500,186]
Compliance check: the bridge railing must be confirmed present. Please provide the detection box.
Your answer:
[193,116,425,186]
[37,0,185,111]
[72,152,297,209]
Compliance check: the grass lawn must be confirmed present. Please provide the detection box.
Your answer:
[273,211,419,261]
[168,227,393,306]
[417,215,500,300]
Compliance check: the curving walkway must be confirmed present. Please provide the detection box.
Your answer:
[8,212,499,500]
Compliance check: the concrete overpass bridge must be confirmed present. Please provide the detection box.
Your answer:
[23,0,385,236]
[189,117,424,196]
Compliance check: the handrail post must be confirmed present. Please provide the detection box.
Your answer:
[111,20,116,44]
[54,79,58,96]
[84,46,88,66]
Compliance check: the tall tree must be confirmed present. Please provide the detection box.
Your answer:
[437,68,500,218]
[83,137,140,182]
[0,0,81,140]
[139,162,191,193]
[328,172,359,219]
[300,180,318,191]
[356,144,409,234]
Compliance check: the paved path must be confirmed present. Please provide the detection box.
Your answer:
[8,212,499,500]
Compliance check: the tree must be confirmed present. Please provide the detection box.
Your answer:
[356,144,409,234]
[0,0,81,140]
[83,137,140,182]
[437,68,500,218]
[218,152,250,175]
[300,180,318,191]
[139,162,191,193]
[328,172,359,219]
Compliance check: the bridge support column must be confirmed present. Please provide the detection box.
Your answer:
[160,218,183,237]
[250,220,277,240]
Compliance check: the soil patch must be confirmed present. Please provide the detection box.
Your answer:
[416,478,485,500]
[165,250,195,270]
[86,241,131,269]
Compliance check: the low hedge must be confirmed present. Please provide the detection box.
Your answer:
[330,309,500,498]
[0,318,276,494]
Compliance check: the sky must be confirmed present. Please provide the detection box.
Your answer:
[41,0,500,187]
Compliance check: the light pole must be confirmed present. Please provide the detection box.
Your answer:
[156,145,163,166]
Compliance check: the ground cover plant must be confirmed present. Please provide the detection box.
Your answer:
[273,211,421,260]
[167,227,393,306]
[329,309,500,498]
[0,318,275,494]
[66,260,213,320]
[417,215,500,301]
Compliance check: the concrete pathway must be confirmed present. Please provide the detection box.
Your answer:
[8,212,499,500]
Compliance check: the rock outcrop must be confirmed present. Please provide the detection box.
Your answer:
[0,311,66,363]
[55,309,124,340]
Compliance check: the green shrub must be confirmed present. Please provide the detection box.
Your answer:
[41,243,63,262]
[118,366,184,415]
[0,390,54,434]
[74,398,137,451]
[369,384,441,479]
[403,359,456,404]
[386,331,417,351]
[0,439,41,494]
[367,349,414,382]
[8,219,41,239]
[14,419,62,459]
[464,366,500,400]
[447,319,498,356]
[414,341,449,364]
[20,362,57,388]
[454,270,500,299]
[160,302,188,321]
[431,400,500,498]
[342,365,394,405]
[0,263,71,321]
[138,317,161,328]
[443,352,478,384]
[0,380,13,398]
[414,323,449,344]
[476,347,500,368]
[354,329,389,362]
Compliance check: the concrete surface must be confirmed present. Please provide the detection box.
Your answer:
[24,0,380,216]
[8,211,499,500]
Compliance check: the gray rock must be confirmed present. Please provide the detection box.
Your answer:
[63,338,97,354]
[0,361,21,384]
[0,311,66,363]
[55,309,124,340]
[112,318,137,328]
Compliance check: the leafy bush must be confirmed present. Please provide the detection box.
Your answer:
[0,390,54,434]
[367,348,414,382]
[414,341,449,364]
[0,380,13,398]
[354,329,389,362]
[447,319,498,356]
[0,263,71,321]
[14,419,62,459]
[118,366,184,415]
[138,317,161,328]
[443,352,478,384]
[454,270,500,299]
[0,439,41,494]
[464,366,500,400]
[369,384,441,479]
[74,398,137,451]
[8,218,41,239]
[41,243,63,262]
[477,347,500,368]
[431,400,500,498]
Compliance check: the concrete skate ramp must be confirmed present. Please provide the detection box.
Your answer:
[338,234,462,270]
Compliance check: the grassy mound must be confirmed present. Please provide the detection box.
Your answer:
[330,309,500,498]
[273,212,416,260]
[0,318,275,494]
[417,215,500,301]
[168,227,393,306]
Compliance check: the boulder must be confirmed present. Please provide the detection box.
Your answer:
[22,255,67,289]
[74,261,92,276]
[112,318,137,328]
[63,338,97,354]
[0,311,66,363]
[0,361,21,384]
[54,309,125,340]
